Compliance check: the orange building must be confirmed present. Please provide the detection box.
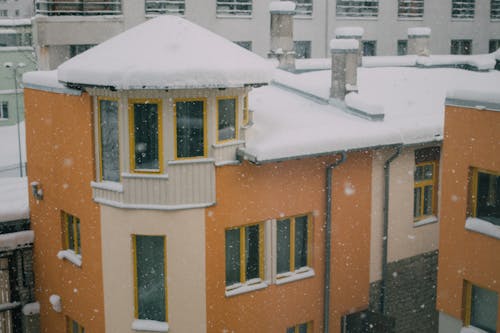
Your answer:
[437,90,500,332]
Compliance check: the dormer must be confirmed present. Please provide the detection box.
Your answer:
[56,16,273,209]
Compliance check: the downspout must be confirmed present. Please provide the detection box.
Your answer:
[324,152,347,333]
[379,146,402,315]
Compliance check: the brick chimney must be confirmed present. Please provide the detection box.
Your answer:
[330,39,359,100]
[269,1,296,70]
[407,27,431,56]
[335,27,364,66]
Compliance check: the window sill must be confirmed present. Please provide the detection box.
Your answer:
[212,140,245,148]
[225,279,268,297]
[294,15,313,20]
[168,158,214,166]
[336,16,378,21]
[57,250,82,267]
[460,326,489,333]
[413,215,438,228]
[91,181,123,192]
[465,217,500,240]
[132,319,169,332]
[122,173,169,180]
[397,17,424,21]
[216,14,252,19]
[276,267,315,285]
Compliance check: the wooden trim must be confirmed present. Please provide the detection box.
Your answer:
[414,161,438,222]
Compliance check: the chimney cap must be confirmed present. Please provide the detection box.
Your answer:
[408,27,431,37]
[334,27,364,38]
[269,1,296,14]
[330,38,359,52]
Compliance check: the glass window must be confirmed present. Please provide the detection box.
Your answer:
[175,100,205,159]
[134,235,167,322]
[492,0,500,19]
[294,41,312,59]
[99,99,120,182]
[414,147,440,221]
[452,0,475,19]
[0,101,7,119]
[295,0,313,16]
[465,283,498,333]
[234,41,252,51]
[398,40,408,56]
[489,39,500,53]
[69,44,95,58]
[67,318,85,333]
[451,39,472,55]
[398,0,424,18]
[145,0,185,15]
[277,215,310,274]
[63,212,81,255]
[287,322,312,333]
[336,0,379,17]
[131,101,161,171]
[473,170,500,225]
[225,223,263,287]
[217,98,237,142]
[216,0,252,16]
[363,41,377,56]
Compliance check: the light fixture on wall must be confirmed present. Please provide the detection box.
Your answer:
[30,181,43,200]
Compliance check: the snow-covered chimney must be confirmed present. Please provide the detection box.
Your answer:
[335,27,364,66]
[269,1,296,70]
[407,27,431,56]
[330,39,359,100]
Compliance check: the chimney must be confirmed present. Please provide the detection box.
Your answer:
[407,27,431,56]
[330,39,359,100]
[269,1,296,70]
[335,27,364,66]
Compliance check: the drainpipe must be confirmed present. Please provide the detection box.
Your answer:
[379,146,402,315]
[324,152,347,333]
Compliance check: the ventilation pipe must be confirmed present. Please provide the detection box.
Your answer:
[407,27,431,56]
[330,39,359,100]
[335,27,364,66]
[269,1,296,70]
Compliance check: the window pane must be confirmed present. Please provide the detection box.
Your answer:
[414,187,422,218]
[423,164,433,180]
[100,100,120,182]
[286,328,295,333]
[423,185,433,216]
[471,285,498,332]
[294,216,308,270]
[277,219,291,274]
[75,217,81,254]
[135,235,166,322]
[245,225,260,280]
[477,172,500,226]
[133,103,159,170]
[67,215,75,252]
[298,323,309,333]
[225,229,241,286]
[218,99,236,141]
[176,101,205,158]
[414,165,424,181]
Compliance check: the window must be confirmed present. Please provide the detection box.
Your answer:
[62,212,81,255]
[98,99,120,182]
[493,0,500,19]
[14,9,19,16]
[489,39,500,53]
[452,0,475,19]
[0,10,7,17]
[67,318,85,333]
[175,99,206,159]
[216,0,252,16]
[145,0,185,15]
[398,0,424,18]
[336,0,378,18]
[470,169,500,226]
[451,39,472,55]
[225,223,263,288]
[294,41,311,59]
[413,147,439,222]
[133,235,167,322]
[295,0,313,16]
[243,95,249,126]
[363,40,377,56]
[464,282,498,333]
[277,215,311,276]
[398,40,408,55]
[69,44,95,58]
[217,98,238,142]
[0,102,7,119]
[287,322,312,333]
[129,99,162,172]
[234,41,252,51]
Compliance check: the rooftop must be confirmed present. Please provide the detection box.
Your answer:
[0,177,28,223]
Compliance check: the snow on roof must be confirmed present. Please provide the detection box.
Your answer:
[0,19,31,27]
[334,27,364,37]
[0,177,28,223]
[269,1,296,13]
[57,16,273,90]
[0,122,26,170]
[330,39,359,51]
[23,70,81,95]
[407,27,431,37]
[446,88,500,109]
[0,230,33,251]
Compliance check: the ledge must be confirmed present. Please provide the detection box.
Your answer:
[225,279,268,297]
[413,215,438,228]
[167,158,214,166]
[276,267,315,285]
[57,250,82,267]
[465,217,500,239]
[94,197,214,211]
[91,181,123,192]
[132,319,169,332]
[122,173,169,180]
[212,140,245,148]
[460,326,489,333]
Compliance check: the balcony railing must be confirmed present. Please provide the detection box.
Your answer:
[35,0,122,16]
[145,0,185,15]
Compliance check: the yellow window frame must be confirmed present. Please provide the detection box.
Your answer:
[132,235,168,321]
[278,214,313,273]
[62,211,81,255]
[173,98,208,160]
[67,317,85,333]
[97,97,120,181]
[243,95,249,125]
[414,161,438,221]
[216,96,239,144]
[470,168,500,218]
[128,99,163,174]
[288,321,313,333]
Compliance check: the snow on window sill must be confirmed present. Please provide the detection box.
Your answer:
[91,181,123,193]
[276,267,315,285]
[225,279,268,297]
[57,250,82,267]
[216,14,252,20]
[413,215,438,228]
[212,140,245,148]
[460,326,489,333]
[121,173,169,180]
[465,217,500,240]
[167,158,215,166]
[132,319,169,332]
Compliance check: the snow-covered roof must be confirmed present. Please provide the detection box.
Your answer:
[0,122,26,170]
[242,65,500,163]
[57,15,273,90]
[330,39,359,51]
[23,70,81,95]
[0,177,28,223]
[269,1,296,13]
